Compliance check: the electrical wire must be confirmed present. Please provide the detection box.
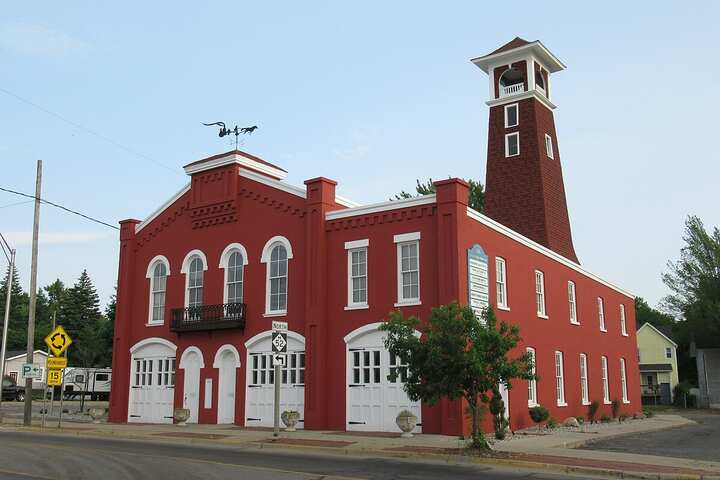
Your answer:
[0,186,119,230]
[0,86,182,176]
[0,200,34,209]
[0,233,9,263]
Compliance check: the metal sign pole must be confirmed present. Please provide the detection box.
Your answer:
[273,362,280,438]
[58,349,67,429]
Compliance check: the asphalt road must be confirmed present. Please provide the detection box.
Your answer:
[0,430,595,480]
[582,411,720,462]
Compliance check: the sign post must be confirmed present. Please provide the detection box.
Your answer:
[44,325,72,430]
[271,321,288,438]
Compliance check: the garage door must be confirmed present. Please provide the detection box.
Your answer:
[245,333,305,428]
[128,341,176,424]
[346,325,421,432]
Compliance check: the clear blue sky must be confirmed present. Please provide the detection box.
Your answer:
[1,2,718,311]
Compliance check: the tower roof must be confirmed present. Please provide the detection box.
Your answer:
[471,37,566,74]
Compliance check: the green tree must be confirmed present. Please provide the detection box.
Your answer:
[380,303,534,448]
[62,270,106,366]
[394,178,485,212]
[0,265,29,350]
[635,297,674,330]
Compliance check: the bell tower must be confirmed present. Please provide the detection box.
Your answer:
[472,38,578,263]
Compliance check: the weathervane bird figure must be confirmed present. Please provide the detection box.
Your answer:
[202,122,259,149]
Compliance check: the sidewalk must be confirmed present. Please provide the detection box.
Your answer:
[2,414,718,479]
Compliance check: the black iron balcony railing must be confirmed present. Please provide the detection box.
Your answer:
[170,302,246,332]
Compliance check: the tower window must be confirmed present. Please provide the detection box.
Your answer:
[504,104,518,128]
[505,132,519,157]
[545,134,554,159]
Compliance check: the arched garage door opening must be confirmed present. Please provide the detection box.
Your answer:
[244,331,305,428]
[179,347,204,424]
[214,344,241,424]
[344,323,421,432]
[128,338,177,424]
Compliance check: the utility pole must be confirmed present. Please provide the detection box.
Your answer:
[0,246,16,418]
[24,159,42,426]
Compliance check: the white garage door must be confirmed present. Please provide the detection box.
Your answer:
[128,342,176,424]
[245,333,305,428]
[346,327,421,432]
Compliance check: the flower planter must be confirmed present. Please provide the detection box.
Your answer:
[174,408,190,426]
[395,410,418,438]
[281,410,301,432]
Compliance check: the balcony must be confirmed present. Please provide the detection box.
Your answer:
[500,82,525,98]
[170,302,246,332]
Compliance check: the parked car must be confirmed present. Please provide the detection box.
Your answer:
[1,375,25,401]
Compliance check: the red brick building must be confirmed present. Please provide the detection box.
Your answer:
[108,38,640,435]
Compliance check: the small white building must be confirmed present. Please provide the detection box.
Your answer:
[3,350,49,389]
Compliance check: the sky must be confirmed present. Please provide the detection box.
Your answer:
[1,2,718,311]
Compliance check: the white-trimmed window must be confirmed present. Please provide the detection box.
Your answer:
[261,236,294,315]
[601,355,610,404]
[181,250,208,310]
[395,232,421,305]
[620,358,629,403]
[495,257,508,310]
[580,353,589,405]
[527,347,537,406]
[505,132,520,157]
[620,304,628,336]
[665,347,672,359]
[545,134,554,159]
[555,351,566,406]
[219,244,249,305]
[345,239,369,309]
[568,281,578,324]
[504,103,518,128]
[535,270,547,318]
[146,255,170,325]
[598,297,606,332]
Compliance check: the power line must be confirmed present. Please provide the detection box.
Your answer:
[0,86,182,176]
[0,233,9,264]
[0,186,118,230]
[0,200,34,209]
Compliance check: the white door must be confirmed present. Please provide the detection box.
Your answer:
[499,382,510,419]
[217,350,237,424]
[245,334,305,428]
[182,351,202,423]
[128,344,176,424]
[346,328,421,432]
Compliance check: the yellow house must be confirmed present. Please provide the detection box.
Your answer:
[636,323,679,404]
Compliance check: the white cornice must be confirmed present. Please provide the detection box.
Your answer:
[336,195,362,208]
[184,152,288,180]
[486,89,557,110]
[466,207,635,299]
[471,41,566,74]
[135,183,191,233]
[326,195,436,221]
[239,168,306,198]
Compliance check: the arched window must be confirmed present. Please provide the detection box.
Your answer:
[261,236,293,315]
[219,243,249,305]
[187,257,204,308]
[146,255,170,325]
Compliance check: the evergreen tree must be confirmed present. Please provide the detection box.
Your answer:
[63,270,104,366]
[394,178,485,212]
[0,265,29,350]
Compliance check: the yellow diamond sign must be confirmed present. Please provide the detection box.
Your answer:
[44,325,72,357]
[47,369,63,386]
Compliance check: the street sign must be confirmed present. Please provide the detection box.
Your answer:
[46,356,68,369]
[271,331,287,353]
[21,363,43,380]
[47,369,63,386]
[272,354,286,366]
[44,325,73,357]
[271,320,288,332]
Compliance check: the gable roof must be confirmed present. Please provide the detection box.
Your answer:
[481,37,531,57]
[638,322,677,347]
[4,349,48,361]
[184,149,287,174]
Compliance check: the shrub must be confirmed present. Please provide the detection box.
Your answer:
[611,399,620,418]
[490,393,509,440]
[470,431,490,450]
[546,417,558,430]
[587,401,600,424]
[673,382,692,407]
[575,416,585,425]
[643,408,655,418]
[529,405,550,425]
[600,413,612,423]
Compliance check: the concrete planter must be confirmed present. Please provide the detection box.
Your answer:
[396,410,418,438]
[281,410,301,432]
[88,407,107,424]
[174,408,190,426]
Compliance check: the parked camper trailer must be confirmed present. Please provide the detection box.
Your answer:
[62,368,111,400]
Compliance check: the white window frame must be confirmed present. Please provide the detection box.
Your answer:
[580,353,590,405]
[620,358,629,404]
[665,347,672,359]
[394,232,421,306]
[527,347,537,407]
[146,255,171,326]
[505,132,520,157]
[620,304,628,336]
[261,236,294,316]
[345,239,369,310]
[601,355,610,404]
[495,257,509,310]
[545,134,554,159]
[219,243,249,305]
[504,103,519,128]
[535,270,547,318]
[180,250,208,309]
[568,281,578,325]
[598,297,606,332]
[555,351,567,406]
